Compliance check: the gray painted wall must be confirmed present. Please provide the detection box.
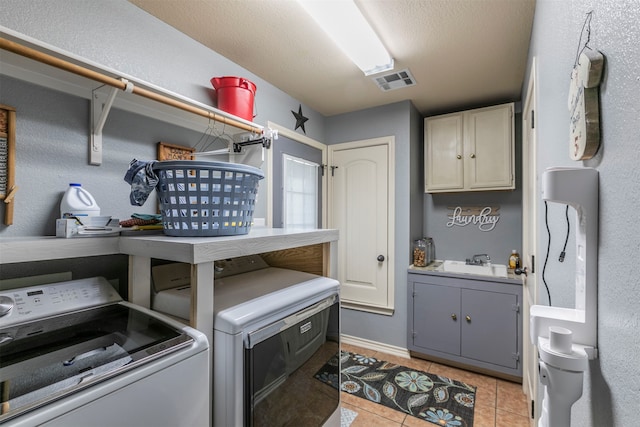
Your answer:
[0,0,324,237]
[0,76,212,235]
[325,101,426,349]
[0,1,524,352]
[5,4,637,425]
[525,1,640,425]
[324,101,523,349]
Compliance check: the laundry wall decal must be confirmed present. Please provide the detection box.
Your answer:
[446,206,500,232]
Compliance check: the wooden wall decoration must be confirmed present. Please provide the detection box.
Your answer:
[569,49,604,160]
[0,104,17,225]
[568,11,604,160]
[157,141,195,161]
[155,142,195,213]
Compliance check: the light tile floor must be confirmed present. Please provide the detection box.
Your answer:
[340,343,531,427]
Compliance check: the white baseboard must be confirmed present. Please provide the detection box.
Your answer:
[341,334,411,359]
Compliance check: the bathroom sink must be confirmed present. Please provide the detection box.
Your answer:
[442,260,508,278]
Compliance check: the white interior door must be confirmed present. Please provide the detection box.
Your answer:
[522,58,539,423]
[329,137,394,314]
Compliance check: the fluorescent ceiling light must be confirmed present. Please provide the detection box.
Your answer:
[298,0,394,75]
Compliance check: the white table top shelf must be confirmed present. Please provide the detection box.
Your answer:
[1,228,339,360]
[0,236,121,264]
[118,227,339,264]
[1,228,338,265]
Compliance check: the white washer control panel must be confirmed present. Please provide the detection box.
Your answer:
[0,277,122,326]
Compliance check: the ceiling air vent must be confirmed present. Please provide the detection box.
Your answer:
[372,69,416,91]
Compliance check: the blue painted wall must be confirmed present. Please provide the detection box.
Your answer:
[326,101,422,348]
[325,101,522,348]
[3,4,639,425]
[524,1,640,425]
[0,0,325,236]
[0,0,523,351]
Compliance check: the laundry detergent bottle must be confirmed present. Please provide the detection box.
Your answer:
[60,183,100,218]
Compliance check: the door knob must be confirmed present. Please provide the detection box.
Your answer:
[515,267,528,276]
[466,315,471,322]
[377,255,385,262]
[470,154,476,159]
[451,314,457,321]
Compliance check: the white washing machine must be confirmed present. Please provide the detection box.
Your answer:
[0,277,210,427]
[152,255,341,427]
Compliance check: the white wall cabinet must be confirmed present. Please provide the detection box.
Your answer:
[425,103,515,193]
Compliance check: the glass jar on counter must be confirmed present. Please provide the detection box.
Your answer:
[413,239,427,267]
[425,237,435,265]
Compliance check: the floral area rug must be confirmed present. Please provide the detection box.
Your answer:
[315,351,476,427]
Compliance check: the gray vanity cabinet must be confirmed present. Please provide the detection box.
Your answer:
[412,283,461,354]
[408,271,522,379]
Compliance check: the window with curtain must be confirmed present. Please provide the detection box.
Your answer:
[283,154,319,229]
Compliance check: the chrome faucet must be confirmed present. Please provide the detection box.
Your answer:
[467,254,491,266]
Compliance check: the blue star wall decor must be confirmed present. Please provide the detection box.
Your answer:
[292,104,309,134]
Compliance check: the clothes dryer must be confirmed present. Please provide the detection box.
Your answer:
[152,255,341,427]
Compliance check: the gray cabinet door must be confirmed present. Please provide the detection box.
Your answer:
[413,282,460,355]
[461,288,518,368]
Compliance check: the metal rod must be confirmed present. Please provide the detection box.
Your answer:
[232,137,270,153]
[195,148,230,156]
[0,37,262,135]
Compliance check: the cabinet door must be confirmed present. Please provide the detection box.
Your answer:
[465,104,514,190]
[413,282,460,355]
[424,114,464,192]
[460,288,519,369]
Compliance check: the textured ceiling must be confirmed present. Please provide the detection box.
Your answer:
[129,0,536,117]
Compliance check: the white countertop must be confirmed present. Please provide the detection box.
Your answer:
[409,261,522,284]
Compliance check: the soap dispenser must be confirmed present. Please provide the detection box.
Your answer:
[508,249,520,270]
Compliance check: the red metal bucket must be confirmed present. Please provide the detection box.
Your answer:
[210,76,256,122]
